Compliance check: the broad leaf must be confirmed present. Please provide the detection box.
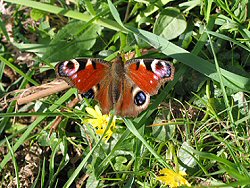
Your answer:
[42,20,102,62]
[153,7,187,40]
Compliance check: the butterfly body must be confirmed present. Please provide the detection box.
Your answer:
[56,56,174,117]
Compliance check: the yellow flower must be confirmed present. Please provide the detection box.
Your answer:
[156,168,191,188]
[84,105,116,141]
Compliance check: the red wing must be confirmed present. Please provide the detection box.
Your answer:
[95,78,113,115]
[115,78,150,117]
[56,58,110,93]
[125,59,174,95]
[56,58,113,114]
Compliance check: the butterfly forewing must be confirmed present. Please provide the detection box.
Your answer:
[56,59,111,93]
[125,59,175,95]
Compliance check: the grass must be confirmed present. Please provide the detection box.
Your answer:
[0,0,250,187]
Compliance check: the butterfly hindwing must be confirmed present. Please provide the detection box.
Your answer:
[115,78,150,117]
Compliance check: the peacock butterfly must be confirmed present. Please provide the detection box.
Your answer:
[55,56,175,117]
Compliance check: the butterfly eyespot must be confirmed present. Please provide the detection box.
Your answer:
[82,88,95,99]
[59,60,80,77]
[164,64,172,78]
[134,91,147,106]
[65,61,75,69]
[151,60,172,78]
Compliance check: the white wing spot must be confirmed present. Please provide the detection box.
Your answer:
[151,59,159,73]
[153,75,159,80]
[151,60,169,78]
[139,59,146,67]
[62,61,69,70]
[86,59,92,67]
[71,59,79,65]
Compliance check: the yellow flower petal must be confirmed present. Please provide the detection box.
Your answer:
[157,168,191,188]
[179,171,187,176]
[94,105,103,116]
[85,119,100,128]
[83,106,116,141]
[96,129,104,135]
[85,107,100,118]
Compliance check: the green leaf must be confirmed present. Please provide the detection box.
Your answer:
[115,156,127,164]
[178,142,197,171]
[30,9,47,21]
[107,0,127,31]
[114,156,127,171]
[42,20,102,62]
[86,173,101,187]
[153,7,187,40]
[5,123,26,134]
[152,117,175,142]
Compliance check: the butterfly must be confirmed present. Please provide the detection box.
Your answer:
[55,56,175,117]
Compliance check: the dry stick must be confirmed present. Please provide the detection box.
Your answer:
[76,174,90,188]
[15,79,81,134]
[10,79,80,134]
[15,79,70,105]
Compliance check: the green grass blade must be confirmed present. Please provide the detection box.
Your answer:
[123,118,170,168]
[41,157,46,188]
[49,139,62,184]
[0,55,39,86]
[50,137,69,186]
[193,150,236,168]
[207,32,234,123]
[6,137,20,188]
[206,30,250,52]
[4,0,125,32]
[0,17,10,41]
[0,89,76,171]
[63,114,115,188]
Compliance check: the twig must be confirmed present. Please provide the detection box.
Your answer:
[12,79,70,105]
